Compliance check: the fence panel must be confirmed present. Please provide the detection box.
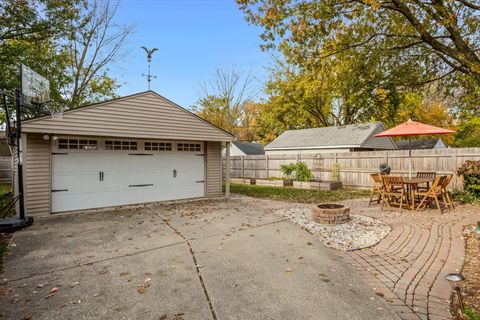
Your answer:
[0,156,12,183]
[223,148,480,190]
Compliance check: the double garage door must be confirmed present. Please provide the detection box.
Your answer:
[51,138,205,213]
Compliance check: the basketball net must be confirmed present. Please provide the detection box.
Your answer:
[44,103,68,119]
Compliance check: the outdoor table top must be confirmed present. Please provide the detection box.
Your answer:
[402,177,436,184]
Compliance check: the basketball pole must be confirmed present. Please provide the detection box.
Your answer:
[15,88,26,220]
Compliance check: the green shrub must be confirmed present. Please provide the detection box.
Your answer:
[330,163,340,182]
[280,163,296,180]
[295,162,313,182]
[280,162,313,181]
[465,306,480,320]
[457,160,480,202]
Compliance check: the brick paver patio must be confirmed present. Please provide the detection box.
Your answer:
[337,200,478,320]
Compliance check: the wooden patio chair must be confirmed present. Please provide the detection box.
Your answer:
[381,176,409,212]
[415,176,445,214]
[368,173,384,206]
[416,171,436,192]
[441,174,455,211]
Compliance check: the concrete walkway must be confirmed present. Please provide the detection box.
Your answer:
[337,200,478,320]
[0,197,398,320]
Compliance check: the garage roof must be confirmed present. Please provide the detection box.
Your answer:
[265,122,397,150]
[22,91,235,142]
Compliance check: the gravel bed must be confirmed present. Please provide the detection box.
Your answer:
[274,206,391,251]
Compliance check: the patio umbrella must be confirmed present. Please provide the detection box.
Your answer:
[374,119,456,178]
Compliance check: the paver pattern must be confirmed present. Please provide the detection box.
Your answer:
[337,200,479,320]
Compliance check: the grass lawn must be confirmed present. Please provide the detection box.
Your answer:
[0,183,11,197]
[0,183,14,219]
[230,183,370,203]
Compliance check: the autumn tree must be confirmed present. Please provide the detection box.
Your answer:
[0,0,133,113]
[237,0,480,83]
[193,67,259,139]
[64,0,134,107]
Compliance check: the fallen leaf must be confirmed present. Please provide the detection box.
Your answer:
[137,282,150,294]
[49,287,59,294]
[0,288,13,296]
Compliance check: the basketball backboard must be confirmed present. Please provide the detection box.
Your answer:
[21,64,50,106]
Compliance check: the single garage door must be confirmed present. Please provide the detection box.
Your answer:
[51,138,205,213]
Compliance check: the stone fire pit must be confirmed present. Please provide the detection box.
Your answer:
[312,204,350,224]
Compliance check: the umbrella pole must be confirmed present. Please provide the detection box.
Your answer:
[409,137,412,179]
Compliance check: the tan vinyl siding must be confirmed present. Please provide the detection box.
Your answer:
[206,141,222,197]
[22,92,234,142]
[25,133,51,215]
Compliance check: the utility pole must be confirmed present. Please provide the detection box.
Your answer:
[141,46,158,90]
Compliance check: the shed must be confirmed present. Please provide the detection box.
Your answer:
[18,91,235,215]
[264,122,397,155]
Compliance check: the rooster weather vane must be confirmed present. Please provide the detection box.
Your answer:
[141,46,158,90]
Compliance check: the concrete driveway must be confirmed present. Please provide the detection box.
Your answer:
[0,196,398,320]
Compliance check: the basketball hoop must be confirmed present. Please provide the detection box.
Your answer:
[44,103,68,119]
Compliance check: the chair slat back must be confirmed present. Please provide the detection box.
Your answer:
[441,175,453,189]
[370,173,382,187]
[382,176,404,191]
[417,172,436,179]
[429,176,443,192]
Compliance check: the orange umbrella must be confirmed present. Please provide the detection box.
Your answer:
[375,119,456,177]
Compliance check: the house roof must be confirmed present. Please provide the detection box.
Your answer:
[265,122,397,150]
[233,141,265,155]
[22,91,235,142]
[396,138,446,150]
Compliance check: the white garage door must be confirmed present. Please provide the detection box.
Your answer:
[51,138,205,213]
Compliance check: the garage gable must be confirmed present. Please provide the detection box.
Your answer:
[22,91,234,142]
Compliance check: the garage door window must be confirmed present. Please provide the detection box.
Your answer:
[177,143,201,152]
[105,140,137,151]
[145,142,172,151]
[58,139,98,150]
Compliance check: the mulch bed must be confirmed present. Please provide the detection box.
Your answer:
[453,225,480,319]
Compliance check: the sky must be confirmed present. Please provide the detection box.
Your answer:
[113,0,270,108]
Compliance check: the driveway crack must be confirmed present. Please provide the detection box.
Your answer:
[149,208,218,320]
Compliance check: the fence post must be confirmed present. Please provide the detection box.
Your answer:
[452,153,458,190]
[241,156,245,179]
[265,155,269,178]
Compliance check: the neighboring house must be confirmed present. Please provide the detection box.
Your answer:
[229,141,265,156]
[396,138,448,150]
[18,91,234,215]
[264,122,397,155]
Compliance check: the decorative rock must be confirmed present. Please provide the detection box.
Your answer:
[274,206,391,251]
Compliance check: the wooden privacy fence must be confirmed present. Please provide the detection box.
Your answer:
[223,148,480,190]
[0,156,11,183]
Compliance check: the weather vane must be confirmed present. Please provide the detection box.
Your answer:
[141,46,158,90]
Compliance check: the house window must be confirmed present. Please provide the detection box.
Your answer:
[177,143,201,152]
[58,139,98,150]
[105,140,137,151]
[144,142,172,151]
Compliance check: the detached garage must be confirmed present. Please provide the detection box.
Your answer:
[19,91,234,215]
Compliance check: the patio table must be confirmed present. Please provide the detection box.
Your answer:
[402,177,436,210]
